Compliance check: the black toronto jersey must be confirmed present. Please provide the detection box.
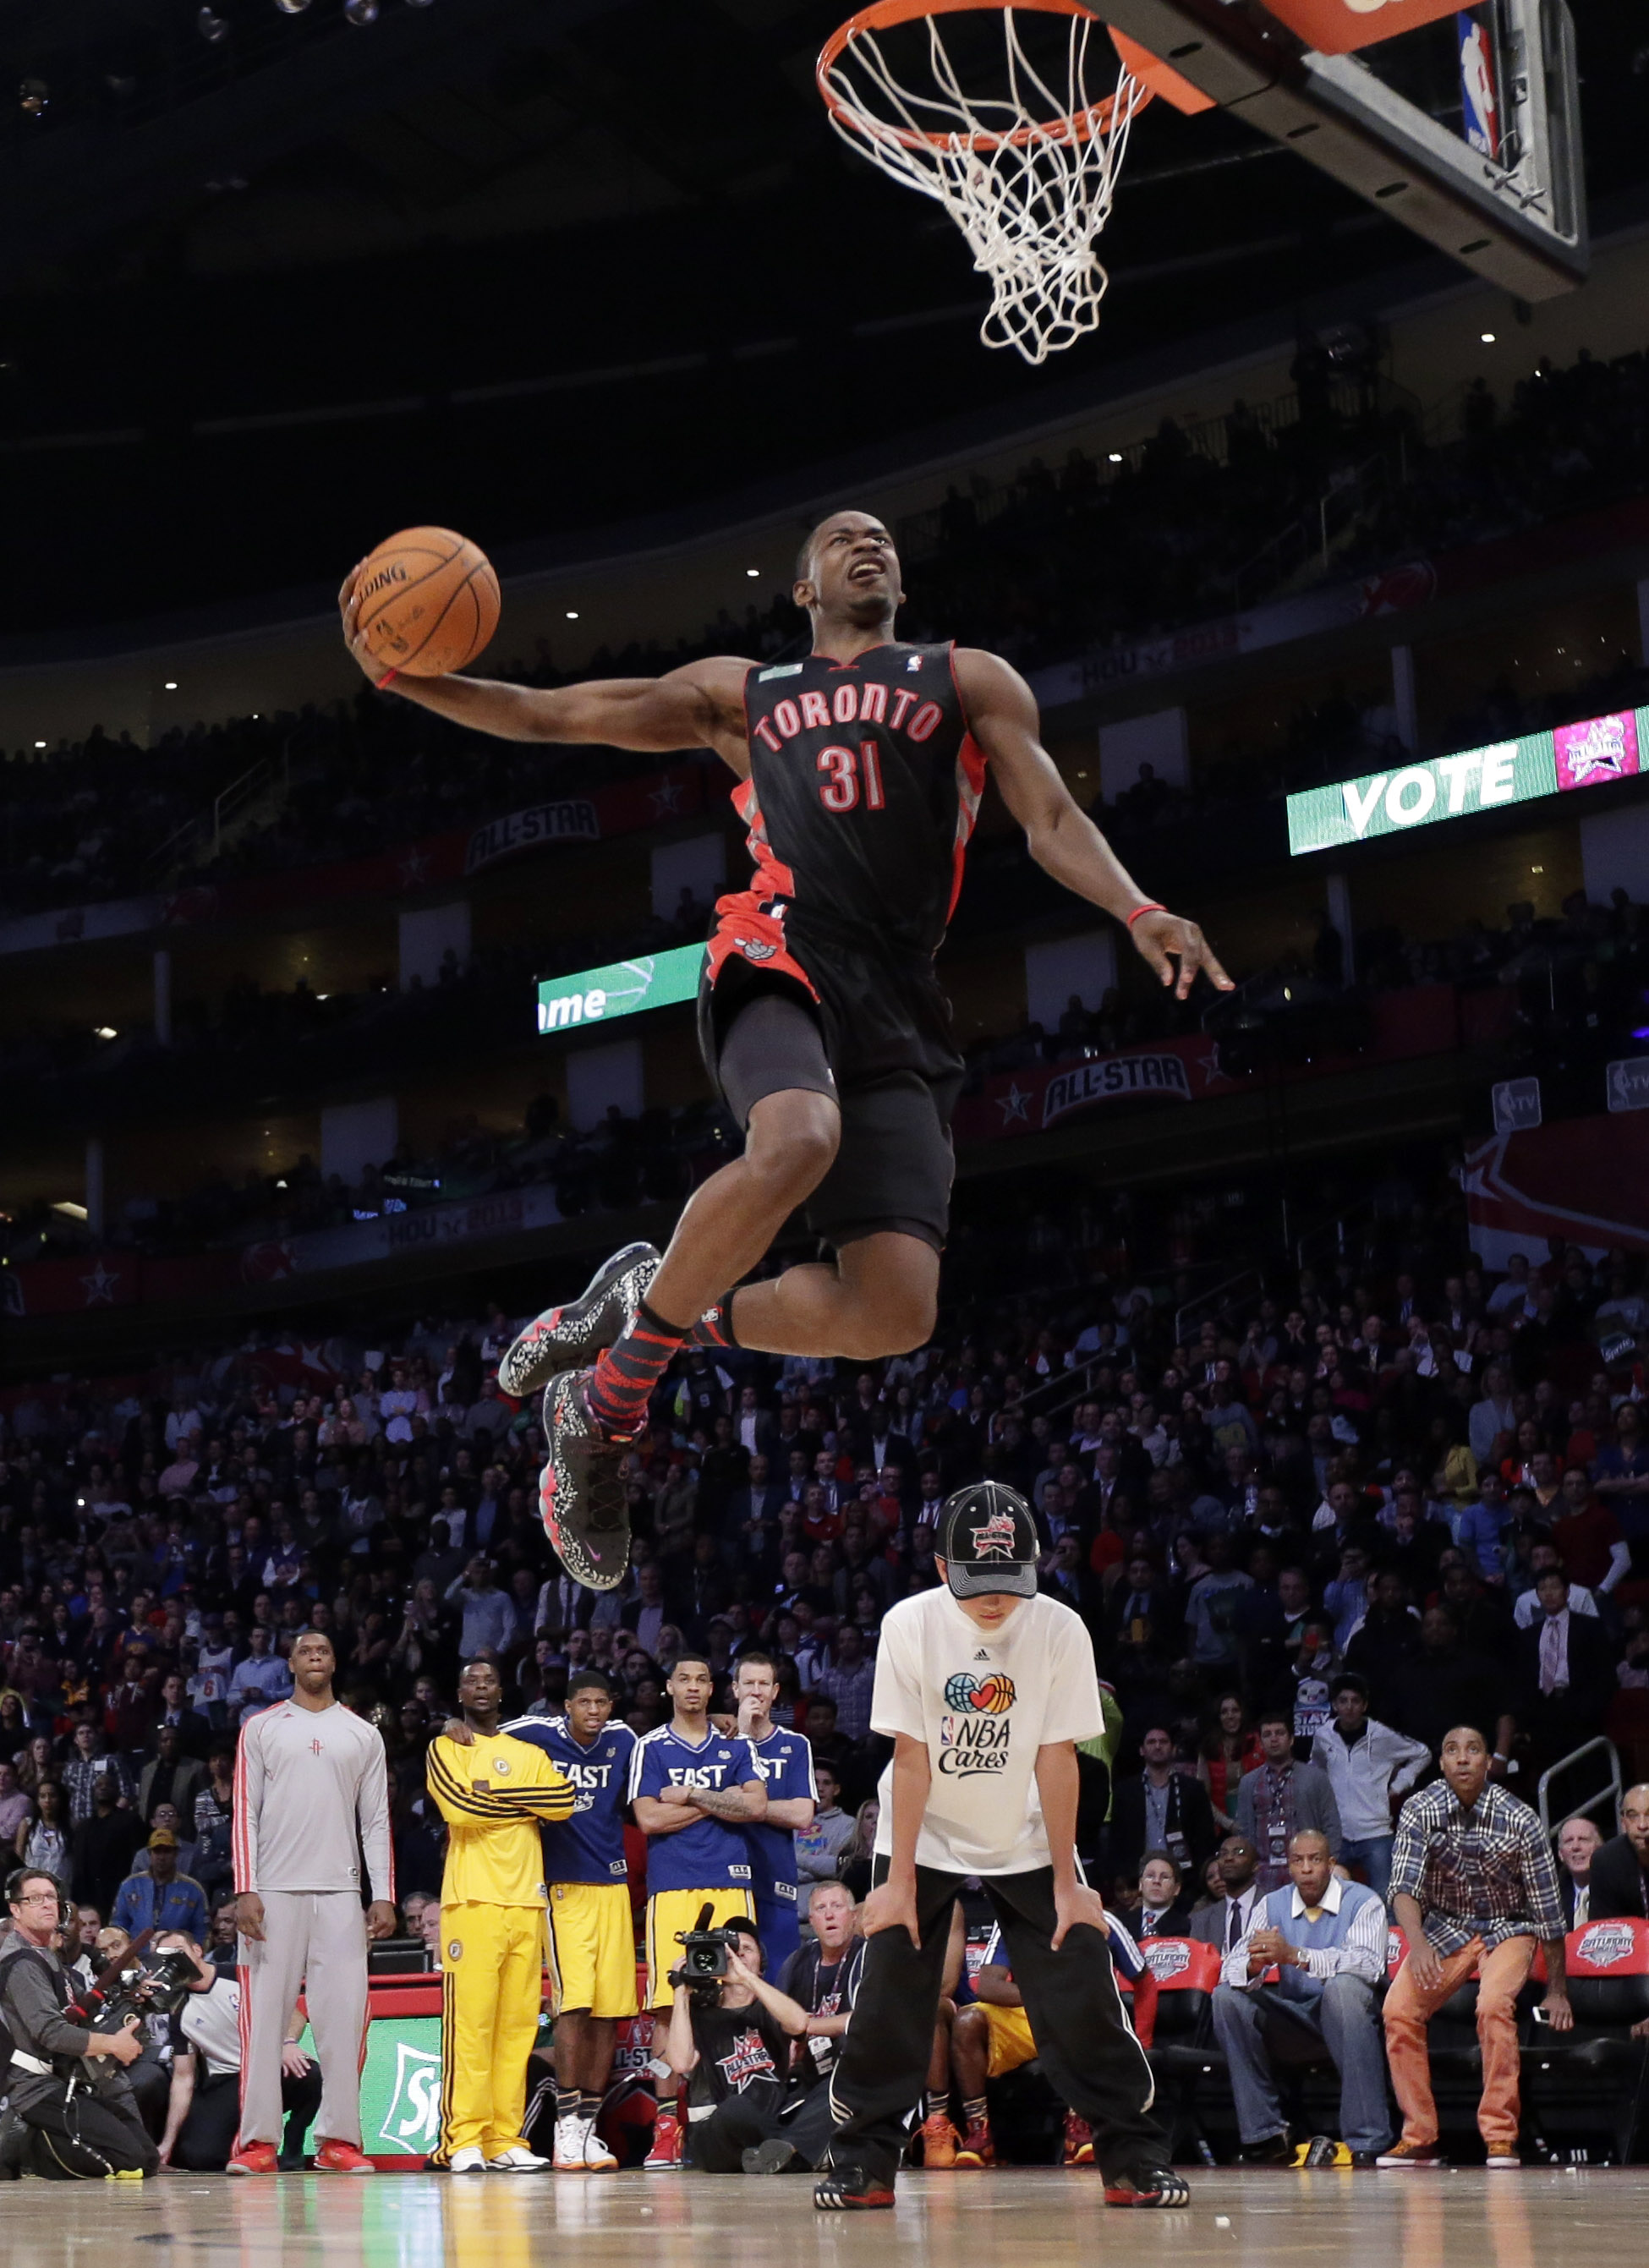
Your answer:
[739,641,983,959]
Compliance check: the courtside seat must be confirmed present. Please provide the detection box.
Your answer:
[1128,1939,1234,2157]
[1522,1919,1649,2162]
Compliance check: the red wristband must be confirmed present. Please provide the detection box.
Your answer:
[375,666,399,690]
[1126,902,1166,929]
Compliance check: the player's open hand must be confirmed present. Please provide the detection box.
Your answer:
[862,1877,921,1948]
[1127,908,1234,1000]
[1050,1881,1110,1951]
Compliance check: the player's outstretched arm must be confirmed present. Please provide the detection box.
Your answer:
[956,648,1234,1003]
[339,567,752,764]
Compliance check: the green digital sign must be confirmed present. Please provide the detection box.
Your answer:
[536,943,705,1036]
[1286,704,1646,857]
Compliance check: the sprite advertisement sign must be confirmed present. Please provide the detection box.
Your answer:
[536,943,705,1037]
[1285,704,1645,856]
[293,2012,446,2157]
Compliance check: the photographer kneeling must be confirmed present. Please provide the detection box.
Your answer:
[0,1868,160,2179]
[664,1916,837,2174]
[156,1933,322,2172]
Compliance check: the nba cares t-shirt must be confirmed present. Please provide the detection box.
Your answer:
[870,1589,1103,1875]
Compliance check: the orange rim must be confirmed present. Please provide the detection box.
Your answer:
[817,0,1148,153]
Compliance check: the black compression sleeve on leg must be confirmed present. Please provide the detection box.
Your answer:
[716,991,836,1130]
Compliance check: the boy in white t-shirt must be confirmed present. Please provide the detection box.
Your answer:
[815,1483,1185,2212]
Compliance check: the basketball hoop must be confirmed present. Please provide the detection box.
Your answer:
[817,0,1152,365]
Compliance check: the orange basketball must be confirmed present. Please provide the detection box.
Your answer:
[353,525,500,677]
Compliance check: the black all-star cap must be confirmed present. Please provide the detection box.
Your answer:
[939,1482,1040,1599]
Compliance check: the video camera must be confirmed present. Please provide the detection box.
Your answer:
[68,1933,198,2039]
[669,1902,743,2008]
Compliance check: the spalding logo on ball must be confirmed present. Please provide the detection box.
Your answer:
[354,525,501,678]
[943,1670,1017,1714]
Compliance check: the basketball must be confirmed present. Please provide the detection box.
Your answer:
[353,525,500,677]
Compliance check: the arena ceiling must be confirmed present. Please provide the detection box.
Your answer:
[0,0,1641,634]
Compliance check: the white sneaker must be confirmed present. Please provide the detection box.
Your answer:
[447,2146,487,2174]
[581,2119,617,2173]
[554,2116,589,2172]
[487,2145,551,2172]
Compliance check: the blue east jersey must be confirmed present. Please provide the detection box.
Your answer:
[744,1726,818,1909]
[499,1713,636,1885]
[628,1723,762,1895]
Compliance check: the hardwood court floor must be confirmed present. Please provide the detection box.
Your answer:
[0,2164,1641,2267]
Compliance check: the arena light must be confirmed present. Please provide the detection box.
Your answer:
[32,739,44,748]
[51,1201,89,1220]
[196,8,230,42]
[163,679,178,689]
[565,610,578,619]
[747,568,759,578]
[1481,330,1497,342]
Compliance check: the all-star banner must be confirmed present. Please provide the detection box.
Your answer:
[1464,1114,1649,1268]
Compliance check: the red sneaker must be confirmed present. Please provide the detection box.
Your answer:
[227,2142,278,2176]
[952,2117,995,2168]
[1064,2112,1094,2167]
[644,2110,684,2169]
[315,2139,376,2175]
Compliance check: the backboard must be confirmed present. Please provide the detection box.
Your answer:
[1098,0,1586,299]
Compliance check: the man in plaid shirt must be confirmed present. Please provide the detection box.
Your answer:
[1378,1724,1572,2167]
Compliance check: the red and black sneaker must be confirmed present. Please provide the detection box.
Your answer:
[952,2117,995,2168]
[539,1370,634,1592]
[1103,2162,1190,2207]
[498,1243,660,1400]
[1063,2112,1094,2167]
[814,2164,896,2210]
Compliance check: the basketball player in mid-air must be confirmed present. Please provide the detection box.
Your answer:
[341,512,1231,1587]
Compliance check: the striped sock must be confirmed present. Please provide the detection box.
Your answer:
[689,1295,739,1350]
[557,2084,581,2122]
[962,2095,987,2128]
[579,2092,603,2124]
[585,1297,687,1438]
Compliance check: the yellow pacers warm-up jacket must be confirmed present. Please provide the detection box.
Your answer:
[425,1730,575,2163]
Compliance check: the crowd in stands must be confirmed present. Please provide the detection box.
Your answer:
[3,1158,1649,2158]
[3,337,1646,924]
[6,864,1643,1277]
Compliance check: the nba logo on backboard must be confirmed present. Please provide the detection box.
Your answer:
[1457,15,1499,160]
[970,1509,1019,1559]
[1553,710,1640,792]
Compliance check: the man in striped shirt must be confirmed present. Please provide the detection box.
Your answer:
[1212,1829,1391,2165]
[1378,1723,1571,2168]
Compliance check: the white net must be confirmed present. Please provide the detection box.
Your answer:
[819,3,1149,365]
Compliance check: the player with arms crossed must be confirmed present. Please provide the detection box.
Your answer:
[230,1630,396,2175]
[628,1652,767,2168]
[817,1482,1183,2210]
[492,1668,640,2172]
[731,1648,817,1977]
[425,1659,575,2173]
[340,513,1230,1590]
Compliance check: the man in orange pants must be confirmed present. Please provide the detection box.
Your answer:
[1378,1725,1572,2167]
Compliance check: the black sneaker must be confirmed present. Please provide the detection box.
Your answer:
[1238,2130,1293,2167]
[814,2164,896,2210]
[742,2139,800,2176]
[499,1243,661,1399]
[539,1370,634,1591]
[1103,2162,1191,2208]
